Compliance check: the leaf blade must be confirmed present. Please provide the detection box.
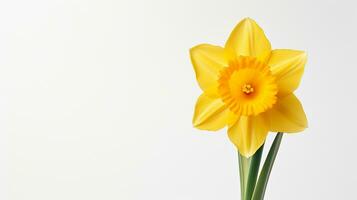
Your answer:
[251,133,283,200]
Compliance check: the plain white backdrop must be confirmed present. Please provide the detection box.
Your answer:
[0,0,356,199]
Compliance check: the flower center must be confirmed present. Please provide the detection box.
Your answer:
[218,56,278,116]
[242,84,254,94]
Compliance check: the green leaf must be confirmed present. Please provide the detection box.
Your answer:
[251,133,283,200]
[244,144,264,200]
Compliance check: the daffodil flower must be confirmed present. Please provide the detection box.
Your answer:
[190,18,308,157]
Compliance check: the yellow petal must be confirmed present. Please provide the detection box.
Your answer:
[265,94,308,133]
[227,111,239,127]
[268,49,307,97]
[190,44,228,92]
[225,18,271,62]
[228,115,269,157]
[193,93,229,131]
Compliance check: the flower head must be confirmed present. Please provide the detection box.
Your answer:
[190,18,308,157]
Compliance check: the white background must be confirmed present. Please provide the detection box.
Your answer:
[0,0,356,199]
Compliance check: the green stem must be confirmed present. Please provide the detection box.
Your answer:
[238,153,251,199]
[251,133,283,200]
[244,144,264,200]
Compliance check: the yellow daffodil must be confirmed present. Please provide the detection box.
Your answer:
[190,18,308,157]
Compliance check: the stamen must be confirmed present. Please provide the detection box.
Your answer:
[242,84,254,94]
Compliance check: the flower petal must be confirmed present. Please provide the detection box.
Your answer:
[190,44,228,92]
[193,93,229,131]
[228,115,269,157]
[225,18,271,62]
[265,94,308,133]
[269,49,307,97]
